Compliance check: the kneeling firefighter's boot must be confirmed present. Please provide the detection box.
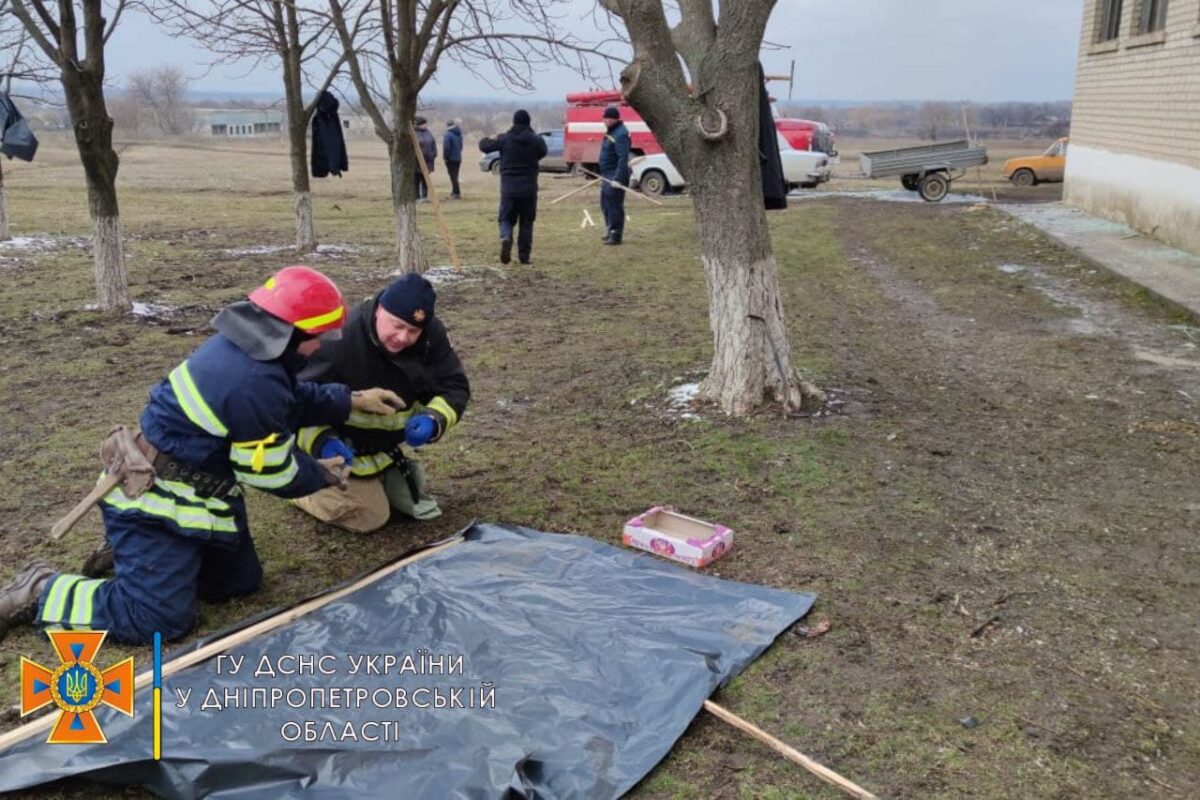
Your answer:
[82,540,115,578]
[0,560,55,639]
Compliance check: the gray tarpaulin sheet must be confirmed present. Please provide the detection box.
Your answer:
[0,523,815,798]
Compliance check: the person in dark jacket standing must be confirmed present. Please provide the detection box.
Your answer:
[413,116,437,201]
[311,91,348,178]
[0,267,403,644]
[478,109,546,265]
[293,274,470,530]
[598,106,631,245]
[442,120,464,199]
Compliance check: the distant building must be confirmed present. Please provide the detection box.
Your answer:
[1066,0,1200,254]
[205,109,284,138]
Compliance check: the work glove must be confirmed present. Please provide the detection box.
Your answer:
[351,388,406,415]
[318,438,355,468]
[317,456,350,491]
[404,414,439,448]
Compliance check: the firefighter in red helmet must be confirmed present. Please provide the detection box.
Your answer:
[0,267,402,645]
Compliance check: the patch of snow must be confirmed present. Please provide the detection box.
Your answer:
[791,189,987,205]
[997,263,1027,274]
[131,301,177,319]
[668,382,700,406]
[223,245,291,257]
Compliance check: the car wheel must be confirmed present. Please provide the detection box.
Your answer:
[570,162,588,178]
[1011,168,1036,187]
[918,172,950,202]
[901,174,920,191]
[489,159,501,174]
[640,169,668,197]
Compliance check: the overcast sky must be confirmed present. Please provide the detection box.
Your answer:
[103,0,1085,103]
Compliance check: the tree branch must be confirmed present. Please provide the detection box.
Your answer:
[102,0,125,44]
[8,0,63,66]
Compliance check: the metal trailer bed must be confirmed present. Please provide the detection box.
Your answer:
[859,139,988,202]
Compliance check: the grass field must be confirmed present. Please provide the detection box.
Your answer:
[0,132,1197,799]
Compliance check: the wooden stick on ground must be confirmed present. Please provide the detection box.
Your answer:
[703,700,879,800]
[580,167,664,205]
[550,176,603,204]
[0,538,461,753]
[407,122,462,271]
[550,156,647,205]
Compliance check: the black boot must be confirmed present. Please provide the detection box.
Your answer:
[0,560,54,639]
[82,540,114,578]
[499,237,513,264]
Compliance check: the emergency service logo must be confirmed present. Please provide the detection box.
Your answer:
[20,630,134,744]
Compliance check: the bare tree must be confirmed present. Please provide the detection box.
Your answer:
[8,0,130,310]
[148,1,348,252]
[918,101,957,141]
[0,0,55,241]
[328,0,616,270]
[600,0,820,415]
[127,64,194,135]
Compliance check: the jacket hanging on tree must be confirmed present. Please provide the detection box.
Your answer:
[756,63,787,211]
[310,91,348,178]
[0,92,39,162]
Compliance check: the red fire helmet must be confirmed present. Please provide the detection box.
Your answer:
[247,266,346,336]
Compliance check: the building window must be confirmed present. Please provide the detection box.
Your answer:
[1137,0,1168,32]
[1098,0,1123,41]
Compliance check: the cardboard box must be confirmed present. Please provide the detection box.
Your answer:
[622,507,733,568]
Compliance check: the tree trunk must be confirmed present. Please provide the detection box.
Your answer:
[64,71,129,311]
[690,157,821,415]
[388,93,425,272]
[0,159,9,242]
[282,40,316,253]
[288,118,316,252]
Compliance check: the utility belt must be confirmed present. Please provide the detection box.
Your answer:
[152,452,240,500]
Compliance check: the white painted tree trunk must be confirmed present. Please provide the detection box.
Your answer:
[92,215,130,311]
[0,158,9,241]
[393,202,425,273]
[294,191,316,253]
[698,251,817,415]
[0,182,9,242]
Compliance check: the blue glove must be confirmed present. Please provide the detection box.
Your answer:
[318,437,355,467]
[404,414,438,448]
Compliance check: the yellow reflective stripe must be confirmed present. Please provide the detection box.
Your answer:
[294,305,344,331]
[349,451,393,477]
[230,433,292,472]
[103,488,239,534]
[69,579,105,626]
[155,478,234,511]
[424,396,459,429]
[169,362,229,437]
[235,457,300,489]
[41,575,81,624]
[296,426,328,454]
[346,408,413,430]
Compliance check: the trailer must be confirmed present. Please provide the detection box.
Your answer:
[859,139,988,202]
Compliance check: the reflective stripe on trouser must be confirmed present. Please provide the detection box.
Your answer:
[38,575,105,628]
[35,505,264,645]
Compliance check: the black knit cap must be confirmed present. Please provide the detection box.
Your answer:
[603,105,621,120]
[379,273,436,328]
[513,109,531,126]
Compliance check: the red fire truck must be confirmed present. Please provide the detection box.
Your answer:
[563,89,836,175]
[563,90,661,175]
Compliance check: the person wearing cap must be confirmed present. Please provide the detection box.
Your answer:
[292,273,470,531]
[413,116,437,201]
[442,119,464,199]
[0,267,403,645]
[598,105,631,245]
[478,109,547,265]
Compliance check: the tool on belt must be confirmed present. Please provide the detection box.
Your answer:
[385,443,422,504]
[50,426,239,540]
